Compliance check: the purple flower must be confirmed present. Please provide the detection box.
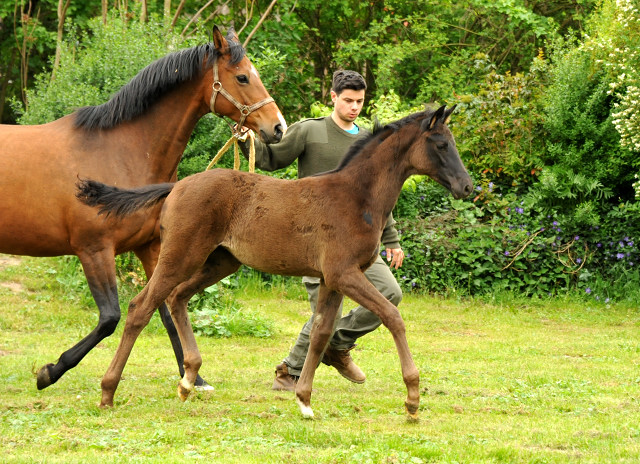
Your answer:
[605,298,610,303]
[597,243,602,248]
[553,221,558,226]
[504,251,510,256]
[574,236,579,241]
[585,287,591,294]
[617,253,625,259]
[516,207,524,214]
[576,258,582,264]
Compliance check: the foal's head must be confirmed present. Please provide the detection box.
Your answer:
[408,106,473,199]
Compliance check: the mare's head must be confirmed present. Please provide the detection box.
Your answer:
[408,106,472,199]
[208,26,286,143]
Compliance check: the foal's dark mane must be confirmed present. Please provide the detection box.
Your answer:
[73,30,245,131]
[330,109,432,173]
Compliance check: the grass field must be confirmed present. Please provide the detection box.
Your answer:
[1,256,639,463]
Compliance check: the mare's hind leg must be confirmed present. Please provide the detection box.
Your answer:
[134,241,210,390]
[295,281,343,418]
[165,247,241,401]
[37,248,120,390]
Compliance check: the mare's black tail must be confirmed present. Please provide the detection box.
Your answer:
[76,179,175,217]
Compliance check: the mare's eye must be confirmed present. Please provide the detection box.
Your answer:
[437,142,448,150]
[236,75,249,84]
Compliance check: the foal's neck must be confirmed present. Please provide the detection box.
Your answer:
[340,127,416,218]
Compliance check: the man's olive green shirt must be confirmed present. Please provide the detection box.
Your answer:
[241,116,400,249]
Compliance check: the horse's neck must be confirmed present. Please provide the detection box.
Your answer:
[117,79,208,182]
[339,131,414,218]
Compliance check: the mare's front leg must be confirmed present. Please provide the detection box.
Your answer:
[295,282,343,418]
[165,248,241,402]
[135,241,210,390]
[330,268,420,419]
[37,248,120,390]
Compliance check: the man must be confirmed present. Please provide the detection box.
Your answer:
[239,70,404,391]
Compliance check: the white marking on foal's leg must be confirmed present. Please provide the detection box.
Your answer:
[296,397,314,419]
[178,377,195,401]
[180,377,194,391]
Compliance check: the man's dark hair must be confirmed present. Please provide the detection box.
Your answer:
[332,70,366,95]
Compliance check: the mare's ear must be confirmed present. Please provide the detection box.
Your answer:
[212,25,227,51]
[444,105,457,124]
[226,27,240,43]
[426,105,446,130]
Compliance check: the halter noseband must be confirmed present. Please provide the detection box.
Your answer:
[209,56,274,137]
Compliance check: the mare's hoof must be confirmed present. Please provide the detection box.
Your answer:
[194,376,214,392]
[36,364,54,390]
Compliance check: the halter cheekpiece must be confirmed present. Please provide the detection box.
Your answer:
[209,56,274,137]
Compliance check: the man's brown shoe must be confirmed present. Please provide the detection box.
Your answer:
[322,345,366,384]
[272,363,298,391]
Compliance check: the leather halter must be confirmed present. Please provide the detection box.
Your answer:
[209,56,275,136]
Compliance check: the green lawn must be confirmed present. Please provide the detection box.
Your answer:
[1,256,639,463]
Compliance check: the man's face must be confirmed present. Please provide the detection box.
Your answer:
[331,88,365,123]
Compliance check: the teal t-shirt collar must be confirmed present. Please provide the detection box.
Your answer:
[344,124,359,135]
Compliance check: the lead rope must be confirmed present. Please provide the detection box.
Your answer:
[205,129,255,172]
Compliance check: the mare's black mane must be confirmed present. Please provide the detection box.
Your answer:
[73,30,244,131]
[330,109,434,173]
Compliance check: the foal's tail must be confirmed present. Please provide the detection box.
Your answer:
[76,179,175,217]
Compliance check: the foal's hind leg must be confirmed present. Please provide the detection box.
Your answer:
[165,248,241,401]
[37,248,120,390]
[296,282,343,418]
[134,241,210,390]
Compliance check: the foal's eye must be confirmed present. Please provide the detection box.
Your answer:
[437,142,448,150]
[236,75,249,84]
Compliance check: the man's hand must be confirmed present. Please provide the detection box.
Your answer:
[386,247,405,269]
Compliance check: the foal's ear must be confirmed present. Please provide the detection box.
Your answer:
[212,25,227,51]
[444,105,457,125]
[426,105,446,130]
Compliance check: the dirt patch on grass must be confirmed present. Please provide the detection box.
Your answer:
[0,255,26,293]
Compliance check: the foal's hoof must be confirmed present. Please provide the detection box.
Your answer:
[36,363,54,390]
[296,397,314,419]
[405,401,420,421]
[177,379,194,402]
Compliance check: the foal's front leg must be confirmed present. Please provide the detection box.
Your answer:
[295,282,343,418]
[332,268,420,419]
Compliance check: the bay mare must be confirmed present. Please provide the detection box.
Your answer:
[78,106,472,419]
[0,26,286,390]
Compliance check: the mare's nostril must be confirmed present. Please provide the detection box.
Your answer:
[274,124,284,142]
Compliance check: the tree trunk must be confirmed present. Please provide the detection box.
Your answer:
[140,0,147,23]
[51,0,71,81]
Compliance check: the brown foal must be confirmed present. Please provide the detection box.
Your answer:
[78,105,472,419]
